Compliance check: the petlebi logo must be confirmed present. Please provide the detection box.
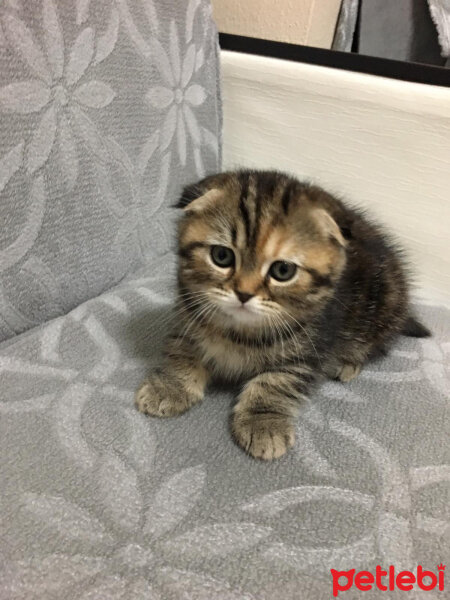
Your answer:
[331,564,445,597]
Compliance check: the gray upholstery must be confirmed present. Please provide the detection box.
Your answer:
[333,0,359,53]
[358,0,444,65]
[1,2,449,599]
[0,0,221,341]
[428,0,450,57]
[1,261,449,599]
[334,0,448,66]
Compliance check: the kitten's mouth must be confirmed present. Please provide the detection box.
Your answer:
[221,304,262,324]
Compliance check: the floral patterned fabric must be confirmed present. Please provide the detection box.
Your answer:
[0,2,449,598]
[0,251,449,598]
[0,0,221,341]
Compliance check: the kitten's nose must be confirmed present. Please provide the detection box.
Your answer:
[236,291,254,304]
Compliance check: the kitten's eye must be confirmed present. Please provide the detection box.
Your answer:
[211,245,235,268]
[269,261,297,282]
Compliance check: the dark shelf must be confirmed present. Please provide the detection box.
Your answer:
[219,33,450,88]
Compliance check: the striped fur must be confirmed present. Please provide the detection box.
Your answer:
[136,170,430,460]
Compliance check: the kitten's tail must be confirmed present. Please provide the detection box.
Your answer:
[401,315,431,338]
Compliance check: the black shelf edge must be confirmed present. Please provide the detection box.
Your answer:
[219,33,450,88]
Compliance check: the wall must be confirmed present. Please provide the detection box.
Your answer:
[212,0,342,49]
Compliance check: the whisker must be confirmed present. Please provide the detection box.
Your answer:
[331,295,350,312]
[176,301,214,345]
[177,290,211,300]
[153,297,205,330]
[204,304,220,329]
[280,316,305,370]
[283,310,322,369]
[262,306,306,371]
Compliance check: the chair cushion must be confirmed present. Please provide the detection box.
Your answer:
[0,0,221,341]
[0,262,448,599]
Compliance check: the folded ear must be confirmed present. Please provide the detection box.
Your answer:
[180,187,223,214]
[311,208,347,248]
[176,174,225,213]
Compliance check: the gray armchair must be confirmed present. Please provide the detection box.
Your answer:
[1,2,448,599]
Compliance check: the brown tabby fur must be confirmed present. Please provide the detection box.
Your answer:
[136,170,430,460]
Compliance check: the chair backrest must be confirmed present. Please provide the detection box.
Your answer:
[0,0,222,341]
[221,50,450,305]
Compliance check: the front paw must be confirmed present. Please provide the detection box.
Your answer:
[232,413,295,460]
[337,363,361,382]
[135,374,197,418]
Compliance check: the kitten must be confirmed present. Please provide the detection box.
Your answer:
[136,170,430,460]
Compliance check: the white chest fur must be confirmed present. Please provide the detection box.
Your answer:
[198,336,265,379]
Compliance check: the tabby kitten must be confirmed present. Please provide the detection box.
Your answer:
[136,170,429,460]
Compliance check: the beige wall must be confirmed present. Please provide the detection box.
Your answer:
[212,0,342,49]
